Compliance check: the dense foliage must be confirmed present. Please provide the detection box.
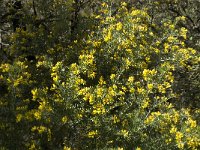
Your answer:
[0,0,200,149]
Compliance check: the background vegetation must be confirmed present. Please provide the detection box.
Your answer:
[0,0,200,149]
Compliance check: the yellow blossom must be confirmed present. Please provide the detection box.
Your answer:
[96,87,103,98]
[164,43,169,53]
[137,88,145,94]
[176,131,183,141]
[92,104,105,114]
[121,129,129,137]
[38,101,46,110]
[129,88,135,93]
[16,114,23,122]
[128,76,134,82]
[31,89,38,100]
[142,99,149,109]
[38,126,47,134]
[168,36,176,43]
[147,83,153,90]
[165,138,172,144]
[177,142,184,149]
[158,85,166,94]
[180,27,187,39]
[110,74,116,80]
[89,94,95,104]
[29,142,36,150]
[0,63,10,72]
[63,146,71,150]
[113,115,120,123]
[53,75,59,82]
[116,22,123,31]
[89,72,96,79]
[34,111,41,120]
[88,130,98,138]
[104,30,112,42]
[62,116,68,124]
[186,118,197,128]
[170,126,177,134]
[145,115,155,124]
[136,147,141,150]
[99,76,106,85]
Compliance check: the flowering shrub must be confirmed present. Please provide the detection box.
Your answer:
[0,1,199,149]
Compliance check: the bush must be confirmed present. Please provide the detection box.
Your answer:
[0,1,200,150]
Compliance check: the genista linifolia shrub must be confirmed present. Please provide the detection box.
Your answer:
[0,1,200,150]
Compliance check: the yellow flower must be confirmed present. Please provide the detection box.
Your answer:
[187,136,200,148]
[142,69,150,81]
[158,85,166,93]
[164,43,169,53]
[31,89,38,100]
[110,74,116,80]
[14,79,20,87]
[53,75,59,82]
[119,90,125,95]
[92,104,105,114]
[62,116,68,124]
[149,32,154,36]
[128,76,134,82]
[175,131,183,141]
[137,88,144,94]
[63,146,71,150]
[88,130,98,138]
[145,57,150,62]
[104,30,112,42]
[83,93,90,101]
[165,138,172,144]
[99,76,106,85]
[147,83,153,90]
[131,10,141,16]
[113,115,120,123]
[77,113,83,119]
[89,72,96,79]
[177,142,184,149]
[96,87,103,98]
[121,2,127,7]
[0,63,10,72]
[180,27,187,39]
[125,58,131,69]
[34,111,41,120]
[186,118,197,128]
[136,147,141,150]
[29,142,36,150]
[172,111,179,123]
[164,82,171,88]
[38,101,46,110]
[70,63,80,75]
[112,84,117,89]
[116,22,123,31]
[142,100,149,109]
[16,114,23,122]
[101,2,107,7]
[89,94,95,104]
[38,126,47,134]
[121,129,129,137]
[169,24,175,29]
[129,88,135,93]
[167,103,173,109]
[31,126,37,132]
[170,126,177,134]
[145,115,155,124]
[168,36,176,43]
[108,87,116,96]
